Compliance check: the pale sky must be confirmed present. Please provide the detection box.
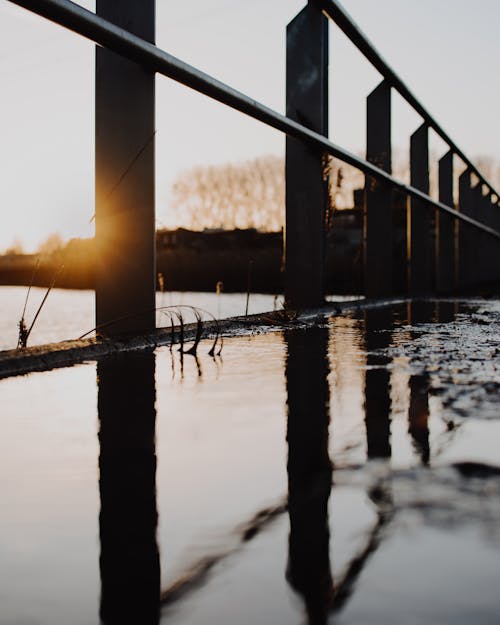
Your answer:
[0,0,499,251]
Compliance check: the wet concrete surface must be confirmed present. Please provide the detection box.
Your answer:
[1,299,500,624]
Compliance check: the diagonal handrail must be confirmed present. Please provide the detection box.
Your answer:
[8,0,500,240]
[313,0,500,203]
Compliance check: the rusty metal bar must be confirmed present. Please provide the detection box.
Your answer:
[458,170,474,289]
[95,0,156,336]
[483,193,494,283]
[473,184,486,284]
[492,195,500,282]
[365,80,392,297]
[485,192,500,283]
[437,151,455,292]
[285,2,329,307]
[409,124,433,294]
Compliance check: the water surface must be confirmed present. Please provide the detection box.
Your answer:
[0,287,281,350]
[1,301,500,624]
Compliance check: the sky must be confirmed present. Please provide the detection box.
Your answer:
[0,0,499,251]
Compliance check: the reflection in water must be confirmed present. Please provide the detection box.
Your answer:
[407,303,432,465]
[407,300,436,325]
[97,350,160,625]
[364,309,392,459]
[285,328,333,625]
[436,301,457,323]
[408,375,430,465]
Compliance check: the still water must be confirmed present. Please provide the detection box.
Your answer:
[1,301,500,624]
[0,286,279,350]
[0,286,360,351]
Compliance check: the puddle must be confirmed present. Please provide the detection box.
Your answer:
[0,287,279,350]
[1,300,500,623]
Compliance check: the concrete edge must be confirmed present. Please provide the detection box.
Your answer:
[0,295,471,380]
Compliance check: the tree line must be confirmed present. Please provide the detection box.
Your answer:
[169,151,500,233]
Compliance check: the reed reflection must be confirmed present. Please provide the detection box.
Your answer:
[97,350,160,625]
[285,327,333,625]
[364,308,392,459]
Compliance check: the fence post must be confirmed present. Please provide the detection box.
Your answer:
[492,202,500,282]
[481,190,494,284]
[409,123,432,294]
[474,184,486,285]
[437,151,455,292]
[95,0,156,336]
[486,195,498,283]
[458,170,473,290]
[364,80,392,297]
[285,2,329,309]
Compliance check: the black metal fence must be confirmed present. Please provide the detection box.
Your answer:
[8,0,500,333]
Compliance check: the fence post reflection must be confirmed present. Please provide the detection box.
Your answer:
[408,374,430,465]
[406,302,432,465]
[97,349,160,625]
[436,301,457,323]
[364,308,392,459]
[285,327,333,624]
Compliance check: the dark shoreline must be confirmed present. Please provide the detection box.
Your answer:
[0,221,364,294]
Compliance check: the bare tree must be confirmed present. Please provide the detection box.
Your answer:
[169,151,500,232]
[170,155,285,231]
[3,237,25,256]
[37,232,64,256]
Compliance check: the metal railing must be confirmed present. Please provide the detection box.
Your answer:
[7,0,500,324]
[315,0,500,201]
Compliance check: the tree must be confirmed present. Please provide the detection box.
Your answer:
[4,237,24,255]
[170,155,285,231]
[169,152,500,232]
[37,232,64,256]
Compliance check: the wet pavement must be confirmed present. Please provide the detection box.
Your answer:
[1,300,500,624]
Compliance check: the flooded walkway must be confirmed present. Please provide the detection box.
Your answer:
[1,300,500,624]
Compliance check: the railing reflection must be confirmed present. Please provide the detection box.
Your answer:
[407,300,435,325]
[408,374,430,465]
[364,308,393,459]
[284,320,397,623]
[407,302,433,465]
[97,349,160,625]
[285,327,333,625]
[436,301,457,323]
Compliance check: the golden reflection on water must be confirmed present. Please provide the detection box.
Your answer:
[2,303,500,624]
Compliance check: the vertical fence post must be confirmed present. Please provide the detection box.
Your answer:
[95,0,156,336]
[286,1,329,309]
[474,184,486,285]
[409,123,432,294]
[364,80,392,297]
[485,194,496,283]
[481,190,494,284]
[492,202,500,282]
[458,170,473,290]
[437,151,455,292]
